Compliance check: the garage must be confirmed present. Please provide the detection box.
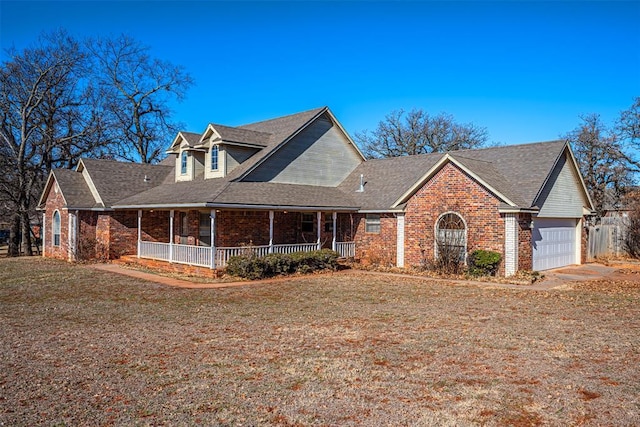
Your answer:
[532,218,577,271]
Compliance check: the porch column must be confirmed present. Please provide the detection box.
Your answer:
[169,210,174,263]
[396,213,405,268]
[504,213,518,277]
[68,211,77,261]
[269,210,274,253]
[317,211,322,250]
[42,213,46,257]
[210,209,216,269]
[332,212,337,251]
[137,210,142,258]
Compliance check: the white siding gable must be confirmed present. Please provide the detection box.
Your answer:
[535,151,587,218]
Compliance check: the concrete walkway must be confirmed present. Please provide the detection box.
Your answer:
[89,262,618,290]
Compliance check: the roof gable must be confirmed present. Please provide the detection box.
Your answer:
[38,168,98,210]
[242,111,365,186]
[340,140,577,212]
[534,145,594,216]
[230,107,365,181]
[202,123,271,148]
[77,158,174,207]
[167,131,201,154]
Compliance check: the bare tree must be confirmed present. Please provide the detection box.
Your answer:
[564,114,630,216]
[354,109,489,159]
[616,96,640,172]
[0,31,108,256]
[88,35,194,163]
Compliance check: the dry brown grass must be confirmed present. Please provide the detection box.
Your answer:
[1,257,639,426]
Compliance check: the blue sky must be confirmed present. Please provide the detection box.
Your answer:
[2,1,639,146]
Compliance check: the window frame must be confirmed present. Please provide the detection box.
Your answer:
[180,151,188,175]
[435,212,467,263]
[301,213,315,233]
[52,210,61,247]
[365,214,381,234]
[211,145,219,171]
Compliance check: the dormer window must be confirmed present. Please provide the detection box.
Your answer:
[180,151,188,175]
[211,145,219,171]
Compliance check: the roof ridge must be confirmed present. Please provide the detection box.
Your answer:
[238,106,327,128]
[449,153,494,164]
[209,122,272,135]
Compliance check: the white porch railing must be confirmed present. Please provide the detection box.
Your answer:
[139,240,356,269]
[335,241,355,258]
[272,242,319,254]
[139,241,170,261]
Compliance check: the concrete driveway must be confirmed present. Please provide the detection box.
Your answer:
[537,263,617,289]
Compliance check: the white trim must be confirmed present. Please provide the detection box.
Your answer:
[42,214,46,257]
[434,211,468,263]
[68,211,77,261]
[76,160,104,207]
[316,211,322,250]
[52,210,61,247]
[332,212,337,251]
[504,213,518,276]
[269,210,274,253]
[396,213,405,268]
[137,210,142,258]
[169,210,174,263]
[210,209,216,269]
[112,202,359,211]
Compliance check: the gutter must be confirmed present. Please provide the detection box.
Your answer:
[112,202,361,212]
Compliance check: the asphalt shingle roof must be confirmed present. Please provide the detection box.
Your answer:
[51,168,97,209]
[338,140,568,211]
[337,153,444,211]
[48,104,571,214]
[80,158,174,207]
[210,124,271,147]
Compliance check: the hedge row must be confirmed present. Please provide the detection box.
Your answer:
[225,249,339,280]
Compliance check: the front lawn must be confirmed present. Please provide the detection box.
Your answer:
[0,257,638,425]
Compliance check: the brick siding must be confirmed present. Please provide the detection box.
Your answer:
[353,213,397,266]
[402,163,506,272]
[43,181,69,260]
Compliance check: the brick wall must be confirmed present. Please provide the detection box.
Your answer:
[517,214,533,271]
[402,163,506,271]
[353,213,397,266]
[43,181,69,260]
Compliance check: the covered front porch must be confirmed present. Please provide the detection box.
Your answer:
[134,208,356,269]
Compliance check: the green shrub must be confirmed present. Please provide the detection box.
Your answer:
[225,249,339,279]
[467,249,502,277]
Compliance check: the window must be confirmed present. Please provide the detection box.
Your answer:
[180,212,189,244]
[52,211,61,246]
[324,213,333,232]
[436,212,466,263]
[180,151,188,174]
[365,214,380,233]
[301,213,315,232]
[211,145,219,171]
[199,212,211,247]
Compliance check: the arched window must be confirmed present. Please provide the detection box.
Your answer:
[211,145,219,171]
[435,212,467,265]
[180,151,188,175]
[52,210,61,247]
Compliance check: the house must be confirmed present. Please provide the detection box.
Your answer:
[38,106,595,276]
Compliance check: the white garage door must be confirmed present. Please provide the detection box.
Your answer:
[532,218,577,271]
